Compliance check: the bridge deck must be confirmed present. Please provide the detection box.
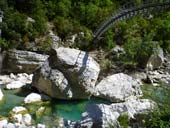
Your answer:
[93,1,170,40]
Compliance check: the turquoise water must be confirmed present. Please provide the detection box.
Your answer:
[0,85,110,123]
[141,83,170,106]
[0,85,26,116]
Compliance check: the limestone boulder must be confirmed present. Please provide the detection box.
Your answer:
[49,47,100,98]
[32,60,73,99]
[146,46,164,70]
[78,99,155,128]
[32,47,100,99]
[24,93,50,104]
[2,49,48,74]
[95,73,142,102]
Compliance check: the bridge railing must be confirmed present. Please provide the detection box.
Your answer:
[93,1,170,40]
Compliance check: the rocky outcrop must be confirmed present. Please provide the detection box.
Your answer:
[32,47,100,99]
[77,99,155,128]
[95,73,142,102]
[2,49,49,74]
[146,46,164,70]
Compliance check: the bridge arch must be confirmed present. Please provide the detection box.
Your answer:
[93,1,170,40]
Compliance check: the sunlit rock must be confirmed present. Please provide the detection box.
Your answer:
[2,49,48,74]
[95,73,142,102]
[24,93,42,104]
[32,47,100,99]
[0,119,8,128]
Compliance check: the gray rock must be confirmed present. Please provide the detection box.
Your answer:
[6,81,25,90]
[79,104,119,128]
[49,47,100,98]
[0,119,8,128]
[23,114,32,126]
[129,71,147,83]
[2,49,49,74]
[78,99,155,128]
[12,106,27,114]
[24,93,42,104]
[33,47,100,99]
[32,60,73,99]
[147,70,170,84]
[95,73,142,102]
[5,123,15,128]
[110,99,156,118]
[146,46,164,70]
[49,30,60,49]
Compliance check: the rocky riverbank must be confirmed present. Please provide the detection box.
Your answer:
[0,46,170,127]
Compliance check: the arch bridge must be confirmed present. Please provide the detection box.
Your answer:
[93,0,170,40]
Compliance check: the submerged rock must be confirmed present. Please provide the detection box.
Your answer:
[2,49,49,74]
[32,47,100,99]
[95,73,142,102]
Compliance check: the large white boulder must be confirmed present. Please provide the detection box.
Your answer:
[24,93,42,104]
[32,47,100,99]
[95,73,142,102]
[0,119,8,128]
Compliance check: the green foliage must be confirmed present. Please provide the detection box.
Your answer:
[145,108,170,128]
[0,38,8,50]
[104,29,115,50]
[100,58,112,71]
[1,0,170,53]
[118,114,130,128]
[111,13,170,68]
[36,36,53,54]
[139,84,170,128]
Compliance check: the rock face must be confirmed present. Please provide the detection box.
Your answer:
[146,46,164,70]
[95,73,142,102]
[78,99,155,128]
[32,47,100,99]
[2,49,49,74]
[32,60,73,99]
